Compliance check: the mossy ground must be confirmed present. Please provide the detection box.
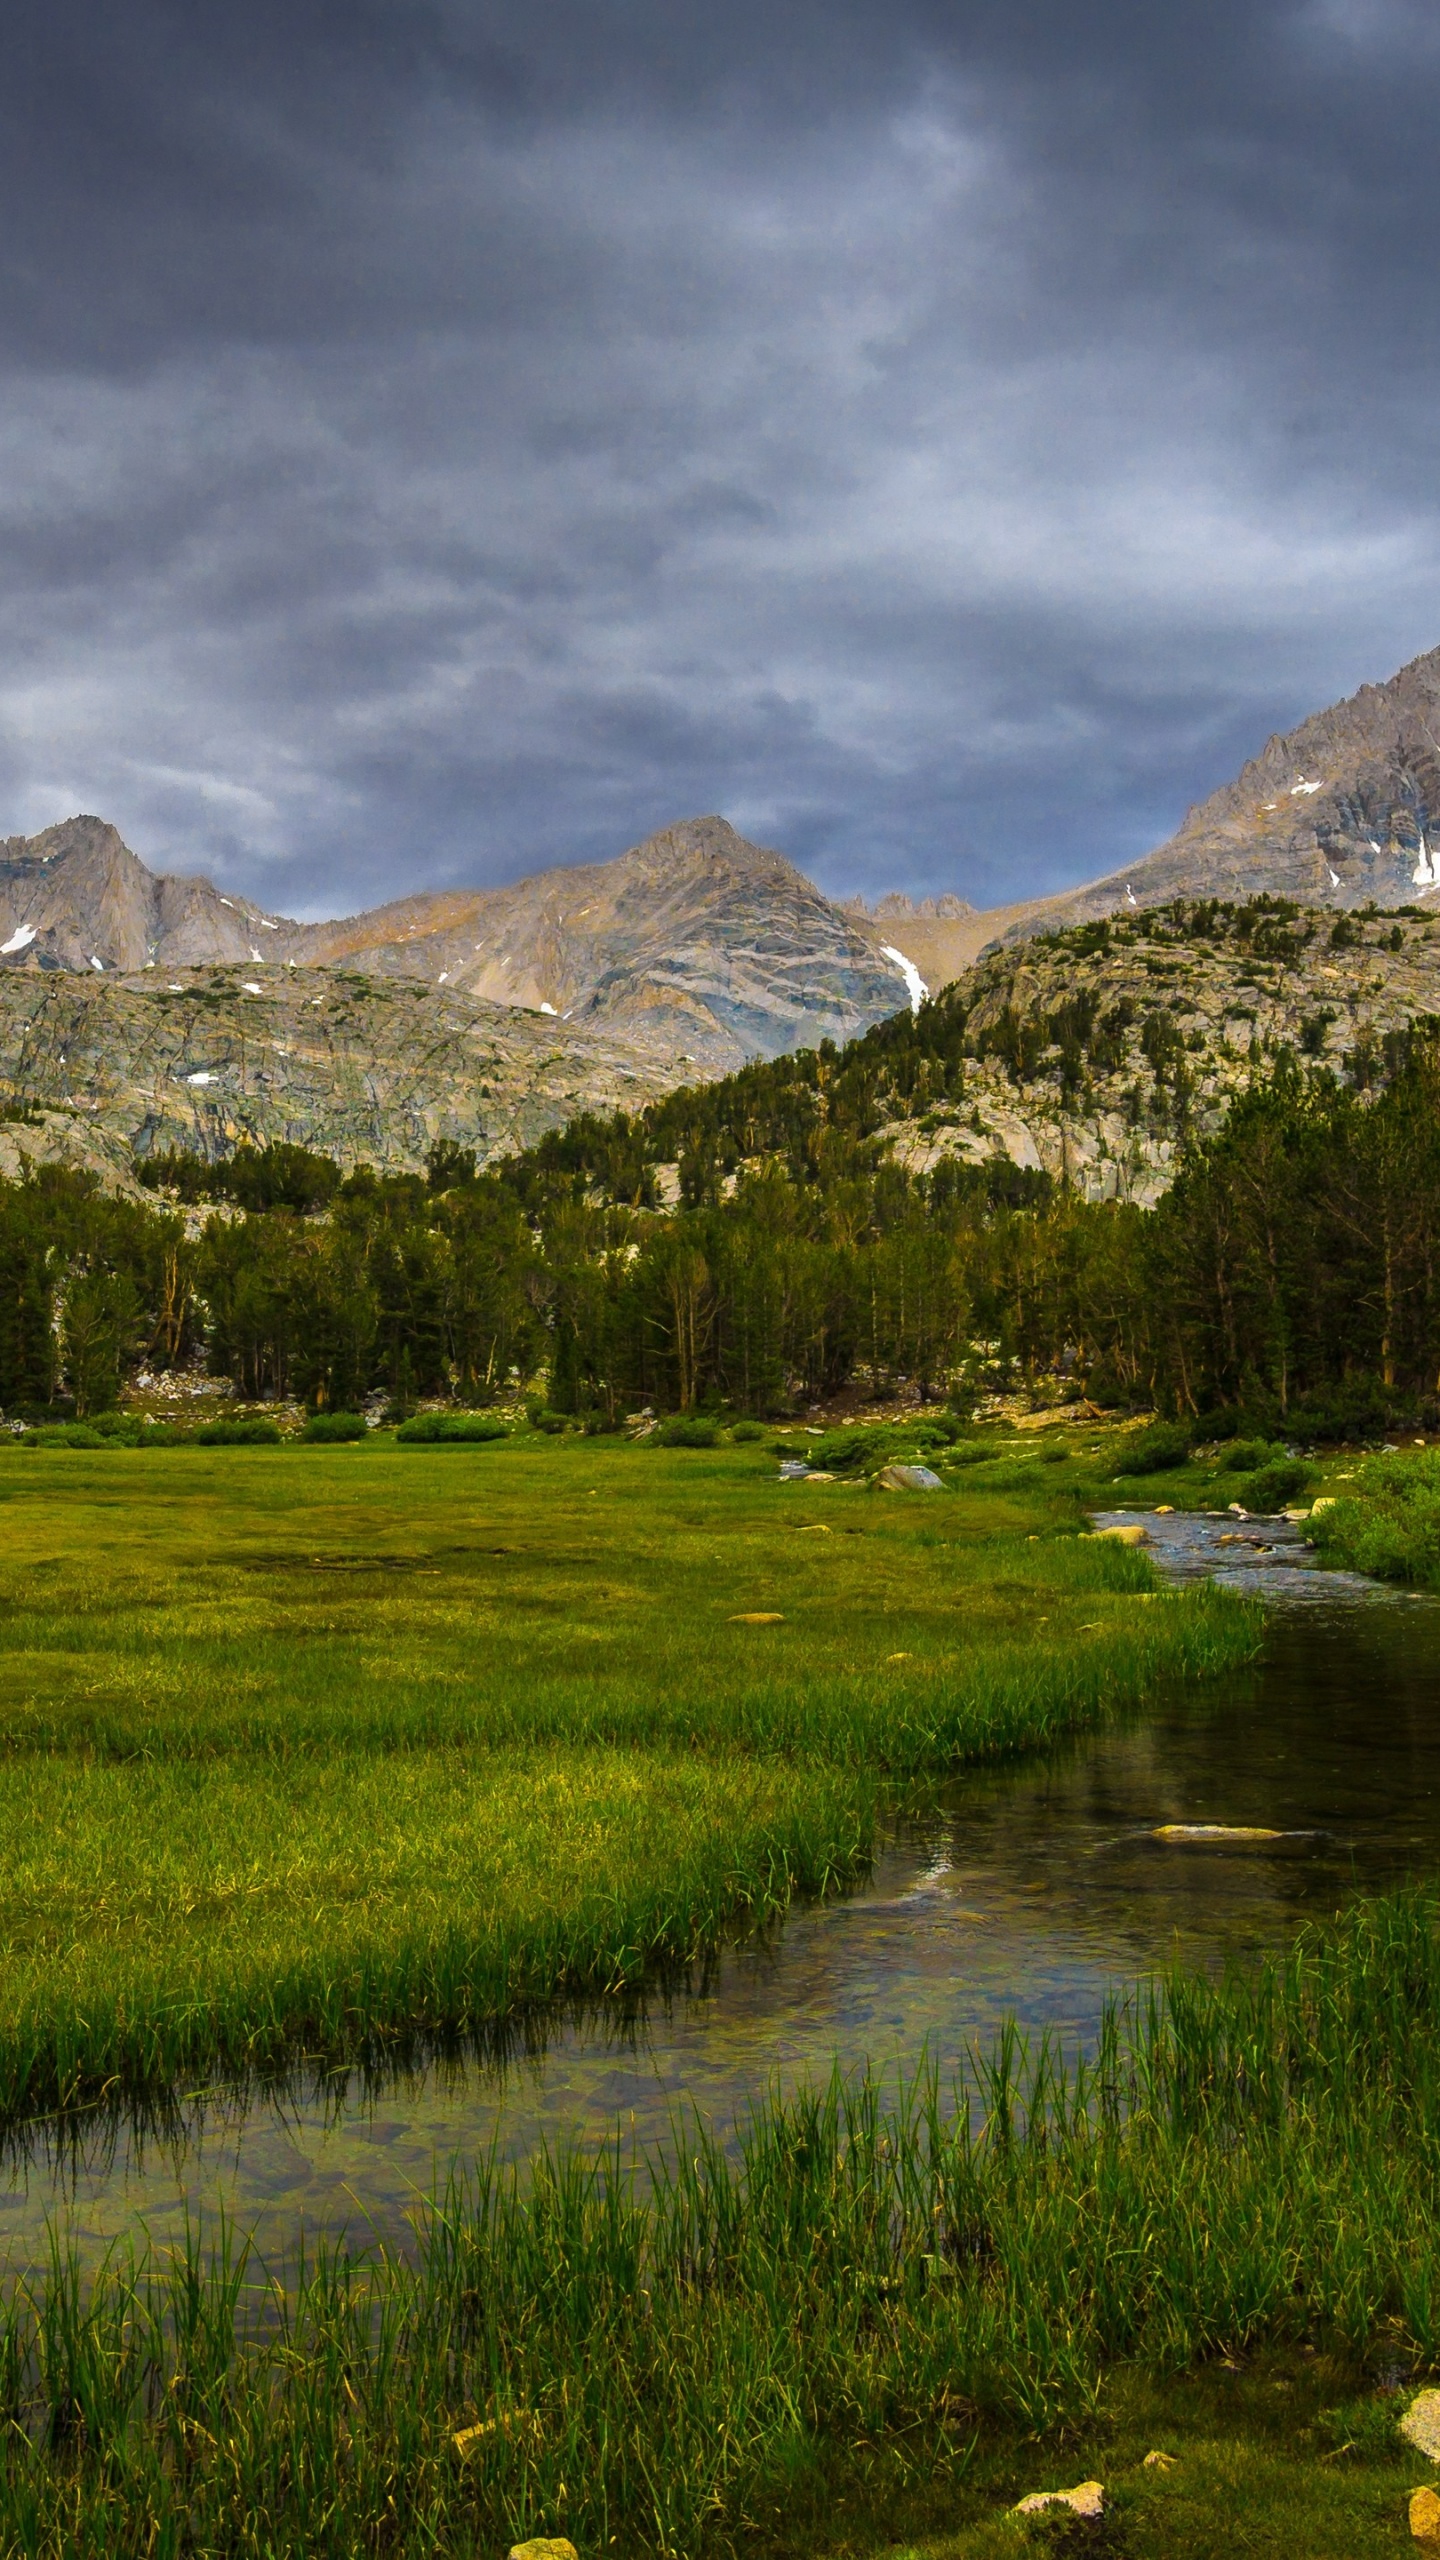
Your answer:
[795,2351,1422,2559]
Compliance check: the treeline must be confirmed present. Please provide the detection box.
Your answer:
[3,981,1440,1431]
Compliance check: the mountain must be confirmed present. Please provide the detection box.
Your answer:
[847,643,1440,987]
[0,815,916,1075]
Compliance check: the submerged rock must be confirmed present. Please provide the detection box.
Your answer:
[1150,1823,1284,1842]
[1014,2480,1104,2521]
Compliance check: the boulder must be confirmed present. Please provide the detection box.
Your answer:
[875,1462,943,1491]
[1141,2450,1176,2471]
[1014,2480,1104,2521]
[1403,2390,1440,2461]
[1411,2485,1440,2545]
[509,2544,579,2560]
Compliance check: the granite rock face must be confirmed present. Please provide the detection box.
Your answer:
[0,815,914,1075]
[0,966,703,1186]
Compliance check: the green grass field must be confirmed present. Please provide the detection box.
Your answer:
[0,1426,1251,2114]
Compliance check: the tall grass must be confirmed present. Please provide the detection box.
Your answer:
[1,1885,1436,2556]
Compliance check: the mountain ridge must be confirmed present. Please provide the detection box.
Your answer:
[0,814,917,1076]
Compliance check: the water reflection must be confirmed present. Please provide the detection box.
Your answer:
[3,1521,1437,2274]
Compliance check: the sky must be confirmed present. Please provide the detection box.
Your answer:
[3,0,1440,920]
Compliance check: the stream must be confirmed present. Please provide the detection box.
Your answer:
[2,1509,1435,2275]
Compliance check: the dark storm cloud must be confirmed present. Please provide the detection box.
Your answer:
[2,0,1439,915]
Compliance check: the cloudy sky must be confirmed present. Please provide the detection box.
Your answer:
[3,0,1439,918]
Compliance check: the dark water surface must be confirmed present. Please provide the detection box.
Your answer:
[2,1511,1435,2273]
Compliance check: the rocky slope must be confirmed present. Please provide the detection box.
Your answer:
[878,902,1440,1206]
[0,966,702,1189]
[0,815,916,1074]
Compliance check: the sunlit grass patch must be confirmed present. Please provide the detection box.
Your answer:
[0,1433,1257,2104]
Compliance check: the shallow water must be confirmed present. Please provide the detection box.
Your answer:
[2,1510,1435,2275]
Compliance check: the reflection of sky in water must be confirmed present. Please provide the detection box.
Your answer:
[3,1517,1437,2277]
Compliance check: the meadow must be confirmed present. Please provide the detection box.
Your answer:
[0,1423,1252,2119]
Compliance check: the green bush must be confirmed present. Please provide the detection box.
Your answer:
[25,1423,106,1449]
[1311,1451,1440,1586]
[1216,1436,1288,1474]
[525,1404,570,1435]
[807,1425,883,1472]
[1113,1422,1193,1477]
[193,1418,283,1446]
[302,1412,368,1443]
[394,1414,510,1445]
[728,1419,766,1442]
[947,1440,1004,1467]
[657,1417,718,1449]
[1240,1458,1315,1511]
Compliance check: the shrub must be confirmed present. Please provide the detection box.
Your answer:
[525,1404,570,1435]
[807,1426,883,1473]
[25,1422,106,1449]
[948,1440,1004,1467]
[728,1420,766,1442]
[193,1418,282,1446]
[913,1412,964,1446]
[302,1412,368,1443]
[657,1417,718,1449]
[1113,1422,1192,1477]
[1217,1437,1288,1474]
[394,1414,510,1445]
[1240,1458,1315,1511]
[1311,1452,1440,1585]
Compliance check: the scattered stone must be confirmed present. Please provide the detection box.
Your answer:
[1154,1503,1175,1514]
[875,1462,943,1491]
[1410,2485,1440,2545]
[1014,2480,1105,2521]
[509,2543,579,2560]
[1402,2390,1440,2461]
[1141,2449,1176,2471]
[729,1611,784,1624]
[1310,1495,1338,1515]
[1090,1522,1148,1546]
[796,1523,833,1533]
